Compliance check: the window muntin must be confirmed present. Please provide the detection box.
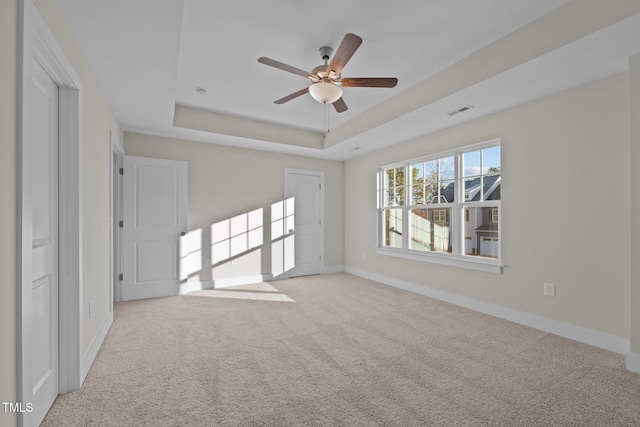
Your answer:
[378,141,501,266]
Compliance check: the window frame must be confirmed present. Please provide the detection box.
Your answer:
[376,139,502,274]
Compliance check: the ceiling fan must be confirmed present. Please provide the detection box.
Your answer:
[258,33,398,113]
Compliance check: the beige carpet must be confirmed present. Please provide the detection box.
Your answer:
[43,273,640,426]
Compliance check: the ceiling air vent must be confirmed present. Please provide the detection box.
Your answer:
[447,105,474,116]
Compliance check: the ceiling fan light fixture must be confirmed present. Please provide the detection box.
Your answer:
[309,81,343,104]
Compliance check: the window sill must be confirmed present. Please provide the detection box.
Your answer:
[376,247,502,274]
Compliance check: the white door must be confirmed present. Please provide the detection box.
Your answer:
[285,170,323,277]
[122,156,188,301]
[29,58,59,425]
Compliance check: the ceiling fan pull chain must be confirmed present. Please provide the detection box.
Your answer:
[325,104,330,133]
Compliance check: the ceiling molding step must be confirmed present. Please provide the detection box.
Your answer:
[173,105,324,150]
[324,1,640,149]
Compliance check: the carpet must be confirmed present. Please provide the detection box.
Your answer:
[42,273,640,426]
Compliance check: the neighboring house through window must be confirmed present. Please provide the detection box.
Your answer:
[377,139,501,272]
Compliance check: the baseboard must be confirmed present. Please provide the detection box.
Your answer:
[81,311,113,384]
[345,267,630,355]
[179,280,213,294]
[627,352,640,373]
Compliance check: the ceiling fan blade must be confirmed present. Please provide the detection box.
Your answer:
[339,77,398,88]
[333,97,348,113]
[327,33,362,76]
[274,87,309,104]
[258,57,314,79]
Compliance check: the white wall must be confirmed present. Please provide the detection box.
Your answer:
[124,132,345,284]
[345,72,631,343]
[32,0,122,358]
[1,1,19,425]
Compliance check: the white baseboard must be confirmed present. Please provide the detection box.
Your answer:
[345,267,630,355]
[180,280,213,294]
[627,353,640,373]
[81,311,113,384]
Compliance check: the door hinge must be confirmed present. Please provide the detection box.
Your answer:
[319,219,322,225]
[119,220,123,228]
[319,255,322,260]
[119,167,124,175]
[118,273,123,281]
[318,183,321,190]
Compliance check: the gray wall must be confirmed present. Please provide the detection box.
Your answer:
[345,72,631,341]
[1,1,18,425]
[124,132,345,283]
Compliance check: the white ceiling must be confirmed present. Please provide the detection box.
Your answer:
[57,0,640,160]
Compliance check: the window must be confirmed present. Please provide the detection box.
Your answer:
[377,140,501,272]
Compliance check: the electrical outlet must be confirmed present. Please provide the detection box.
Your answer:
[543,282,556,297]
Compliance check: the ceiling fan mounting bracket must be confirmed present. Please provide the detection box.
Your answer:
[319,46,333,61]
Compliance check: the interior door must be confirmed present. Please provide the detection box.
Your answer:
[285,170,323,277]
[122,156,188,301]
[29,58,59,425]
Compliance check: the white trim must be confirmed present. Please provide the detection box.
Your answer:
[376,247,502,274]
[110,134,124,303]
[81,312,112,381]
[626,352,640,373]
[345,267,630,355]
[19,2,84,426]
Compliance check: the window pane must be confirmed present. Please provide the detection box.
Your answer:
[463,206,499,259]
[385,169,394,188]
[440,157,455,180]
[383,209,403,248]
[483,174,501,200]
[463,150,481,177]
[395,187,404,206]
[440,180,454,203]
[384,190,394,207]
[464,177,482,201]
[482,146,501,175]
[409,208,451,253]
[424,160,438,182]
[411,163,424,184]
[411,185,424,205]
[395,167,404,186]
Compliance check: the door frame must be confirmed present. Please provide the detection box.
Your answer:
[110,134,124,303]
[18,1,83,424]
[284,168,325,277]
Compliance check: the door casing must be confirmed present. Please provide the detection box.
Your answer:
[19,2,83,425]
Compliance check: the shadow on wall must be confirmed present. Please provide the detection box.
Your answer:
[179,197,296,286]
